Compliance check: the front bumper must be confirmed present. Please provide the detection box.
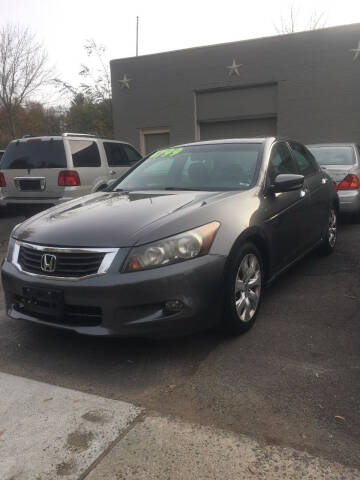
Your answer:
[338,190,360,213]
[1,254,227,338]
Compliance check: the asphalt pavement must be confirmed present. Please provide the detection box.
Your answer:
[0,206,360,472]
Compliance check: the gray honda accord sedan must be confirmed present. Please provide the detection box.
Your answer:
[1,138,338,338]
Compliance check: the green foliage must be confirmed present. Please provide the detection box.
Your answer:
[0,102,64,148]
[65,98,112,138]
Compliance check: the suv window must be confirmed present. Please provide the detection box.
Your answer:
[123,144,142,164]
[290,142,318,176]
[1,139,66,169]
[268,143,298,183]
[70,140,101,167]
[103,142,127,166]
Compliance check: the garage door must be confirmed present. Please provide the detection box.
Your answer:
[200,117,277,141]
[144,132,170,154]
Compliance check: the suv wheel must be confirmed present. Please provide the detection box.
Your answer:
[223,243,264,335]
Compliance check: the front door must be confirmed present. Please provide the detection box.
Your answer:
[262,142,310,272]
[289,142,329,244]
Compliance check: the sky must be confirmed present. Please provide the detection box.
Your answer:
[0,0,360,106]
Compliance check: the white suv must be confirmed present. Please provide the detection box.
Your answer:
[0,133,142,207]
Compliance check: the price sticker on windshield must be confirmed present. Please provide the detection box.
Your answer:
[150,147,184,159]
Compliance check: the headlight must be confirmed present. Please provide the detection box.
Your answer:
[6,223,22,262]
[124,221,220,272]
[6,236,16,262]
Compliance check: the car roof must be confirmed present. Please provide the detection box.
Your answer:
[8,135,133,145]
[176,137,275,147]
[307,143,357,148]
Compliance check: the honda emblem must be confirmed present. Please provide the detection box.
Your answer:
[40,253,56,273]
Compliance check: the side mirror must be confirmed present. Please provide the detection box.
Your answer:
[271,174,304,193]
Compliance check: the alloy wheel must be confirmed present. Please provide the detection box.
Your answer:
[328,209,337,248]
[234,253,262,322]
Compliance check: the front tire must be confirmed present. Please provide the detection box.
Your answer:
[223,243,264,335]
[319,207,337,255]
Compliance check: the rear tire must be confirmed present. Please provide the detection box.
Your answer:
[223,243,264,335]
[319,206,337,255]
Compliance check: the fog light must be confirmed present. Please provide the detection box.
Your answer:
[165,300,184,313]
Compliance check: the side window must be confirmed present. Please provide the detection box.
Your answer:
[69,140,101,167]
[123,144,142,164]
[103,142,127,166]
[268,143,298,184]
[290,142,318,177]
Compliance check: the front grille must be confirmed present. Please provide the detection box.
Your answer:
[18,245,105,277]
[17,179,42,191]
[13,296,102,326]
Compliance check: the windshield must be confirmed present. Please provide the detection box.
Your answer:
[0,139,66,169]
[308,146,355,166]
[112,143,262,192]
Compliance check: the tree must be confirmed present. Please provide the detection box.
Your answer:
[80,39,111,103]
[65,98,112,138]
[54,39,113,137]
[0,102,64,148]
[0,24,52,139]
[275,5,327,34]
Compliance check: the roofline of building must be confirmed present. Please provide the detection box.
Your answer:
[110,22,360,64]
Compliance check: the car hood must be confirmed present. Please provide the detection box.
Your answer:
[14,190,230,247]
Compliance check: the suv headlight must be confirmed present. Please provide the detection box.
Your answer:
[124,221,220,272]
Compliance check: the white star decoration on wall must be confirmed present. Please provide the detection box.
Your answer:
[118,74,132,89]
[350,41,360,62]
[350,41,360,61]
[227,59,242,76]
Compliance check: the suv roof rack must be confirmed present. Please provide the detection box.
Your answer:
[62,133,96,138]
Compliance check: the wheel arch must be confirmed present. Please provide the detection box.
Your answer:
[332,194,340,213]
[225,227,271,282]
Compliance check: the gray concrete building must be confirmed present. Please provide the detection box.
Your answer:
[111,23,360,155]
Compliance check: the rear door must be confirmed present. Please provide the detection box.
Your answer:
[103,142,140,180]
[289,141,329,244]
[0,138,67,200]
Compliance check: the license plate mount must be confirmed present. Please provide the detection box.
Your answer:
[21,287,64,317]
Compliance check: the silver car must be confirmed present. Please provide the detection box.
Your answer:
[308,143,360,214]
[0,133,141,207]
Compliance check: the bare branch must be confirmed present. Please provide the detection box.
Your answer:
[274,5,327,34]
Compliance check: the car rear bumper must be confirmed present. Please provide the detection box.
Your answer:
[0,196,75,207]
[1,254,227,338]
[338,190,360,213]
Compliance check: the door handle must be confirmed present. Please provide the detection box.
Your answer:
[321,177,328,184]
[300,189,307,198]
